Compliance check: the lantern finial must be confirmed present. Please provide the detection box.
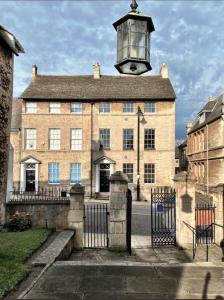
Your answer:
[130,0,138,12]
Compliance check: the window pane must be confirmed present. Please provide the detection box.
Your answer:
[100,129,110,149]
[123,102,134,113]
[50,102,60,113]
[99,102,110,113]
[49,129,60,150]
[26,102,37,113]
[70,163,81,184]
[25,129,36,149]
[48,163,60,184]
[144,102,155,113]
[144,129,155,150]
[71,129,82,150]
[71,102,82,113]
[123,163,133,183]
[144,163,155,183]
[123,129,134,150]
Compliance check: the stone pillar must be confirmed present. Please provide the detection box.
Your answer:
[68,184,84,249]
[109,171,128,251]
[211,184,224,245]
[174,171,197,248]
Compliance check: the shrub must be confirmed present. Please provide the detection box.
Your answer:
[7,213,32,232]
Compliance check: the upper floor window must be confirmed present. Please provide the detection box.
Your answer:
[49,102,60,113]
[123,163,133,183]
[48,163,60,184]
[144,163,155,183]
[144,102,155,113]
[25,128,36,150]
[70,163,81,184]
[123,129,134,150]
[144,129,155,150]
[99,102,111,113]
[123,102,134,113]
[26,102,37,113]
[71,129,82,150]
[99,129,110,149]
[199,113,205,124]
[71,102,82,113]
[49,128,60,150]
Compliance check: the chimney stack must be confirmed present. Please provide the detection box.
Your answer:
[208,96,216,102]
[160,63,169,79]
[93,62,101,79]
[186,122,192,133]
[32,65,38,80]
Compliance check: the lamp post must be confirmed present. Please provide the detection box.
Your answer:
[136,106,144,201]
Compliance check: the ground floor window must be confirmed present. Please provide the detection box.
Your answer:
[70,163,81,184]
[144,163,155,183]
[48,163,60,184]
[123,163,133,183]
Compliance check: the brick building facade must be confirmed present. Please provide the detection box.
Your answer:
[186,95,224,190]
[11,63,176,200]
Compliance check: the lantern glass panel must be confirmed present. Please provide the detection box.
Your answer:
[130,20,147,60]
[117,21,129,62]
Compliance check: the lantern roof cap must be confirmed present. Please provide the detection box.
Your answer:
[113,11,155,32]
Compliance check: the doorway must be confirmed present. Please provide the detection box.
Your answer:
[99,164,110,192]
[26,169,35,192]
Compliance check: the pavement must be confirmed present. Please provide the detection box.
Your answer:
[24,259,224,299]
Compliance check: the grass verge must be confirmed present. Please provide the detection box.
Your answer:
[0,229,50,298]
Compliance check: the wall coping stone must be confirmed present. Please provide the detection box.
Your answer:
[70,184,85,195]
[173,171,197,183]
[6,200,70,206]
[110,171,128,183]
[32,230,75,266]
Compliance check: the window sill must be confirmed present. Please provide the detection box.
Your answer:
[123,149,134,151]
[48,183,60,185]
[144,148,156,151]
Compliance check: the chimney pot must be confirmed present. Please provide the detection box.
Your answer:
[93,62,101,79]
[32,65,38,80]
[160,63,168,78]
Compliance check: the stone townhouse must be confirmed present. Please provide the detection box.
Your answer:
[186,95,224,190]
[11,62,176,201]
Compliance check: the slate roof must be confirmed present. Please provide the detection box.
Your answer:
[188,95,224,134]
[0,25,24,55]
[21,75,176,101]
[11,98,22,130]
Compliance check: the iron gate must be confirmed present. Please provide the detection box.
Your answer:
[151,188,176,246]
[195,204,215,244]
[83,203,109,248]
[126,189,132,255]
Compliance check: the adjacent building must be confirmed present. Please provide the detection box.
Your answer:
[186,95,224,190]
[11,63,176,200]
[0,25,24,224]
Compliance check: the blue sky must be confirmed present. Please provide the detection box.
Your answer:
[1,0,224,140]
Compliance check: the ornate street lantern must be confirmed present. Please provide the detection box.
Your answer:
[113,0,155,75]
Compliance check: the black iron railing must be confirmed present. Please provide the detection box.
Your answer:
[183,221,224,262]
[9,187,70,202]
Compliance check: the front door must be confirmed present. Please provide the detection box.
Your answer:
[26,170,35,192]
[100,164,110,192]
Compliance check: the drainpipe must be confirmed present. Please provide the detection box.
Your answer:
[90,102,93,198]
[206,124,209,194]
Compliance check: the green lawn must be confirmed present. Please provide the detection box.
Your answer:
[0,229,51,298]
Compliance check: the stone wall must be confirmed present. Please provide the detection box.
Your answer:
[0,40,14,225]
[6,201,70,229]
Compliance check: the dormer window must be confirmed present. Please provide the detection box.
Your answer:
[199,113,205,124]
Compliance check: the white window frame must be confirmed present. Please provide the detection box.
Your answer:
[144,102,156,113]
[70,163,81,184]
[123,102,134,113]
[49,128,60,150]
[49,102,61,113]
[26,102,37,113]
[99,102,111,113]
[71,129,82,150]
[71,102,82,113]
[48,163,60,184]
[25,129,36,150]
[99,129,110,149]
